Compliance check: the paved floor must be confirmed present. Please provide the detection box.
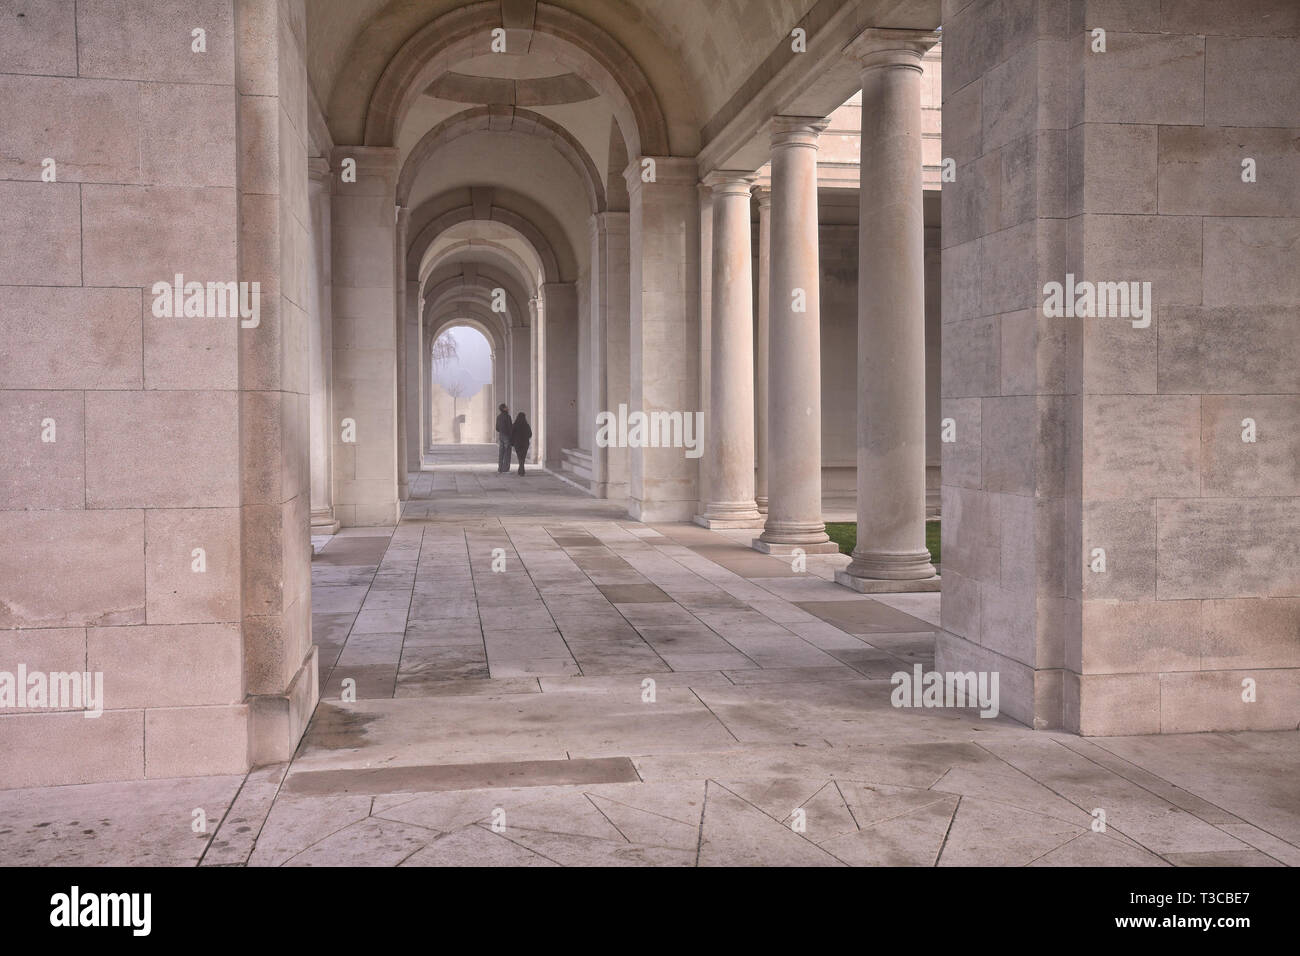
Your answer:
[3,464,1298,866]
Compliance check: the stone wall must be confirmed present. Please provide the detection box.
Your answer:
[938,0,1300,733]
[0,0,316,788]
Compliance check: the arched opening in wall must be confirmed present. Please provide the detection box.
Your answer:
[428,324,496,461]
[356,0,664,502]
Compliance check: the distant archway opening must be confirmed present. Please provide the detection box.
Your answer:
[429,325,495,447]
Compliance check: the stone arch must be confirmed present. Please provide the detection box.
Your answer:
[422,269,529,408]
[425,279,524,335]
[424,290,527,437]
[425,317,500,446]
[407,187,580,474]
[397,106,606,214]
[362,1,669,158]
[420,243,539,309]
[405,187,575,284]
[428,311,506,367]
[423,264,531,328]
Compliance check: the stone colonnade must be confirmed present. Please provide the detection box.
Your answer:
[300,31,945,575]
[694,31,940,581]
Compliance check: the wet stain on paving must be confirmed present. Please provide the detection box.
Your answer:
[301,704,381,750]
[281,755,639,796]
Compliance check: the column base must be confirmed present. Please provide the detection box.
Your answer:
[752,538,841,555]
[694,501,765,529]
[310,509,340,534]
[695,515,767,529]
[755,495,768,514]
[844,548,936,581]
[835,569,940,592]
[755,519,836,552]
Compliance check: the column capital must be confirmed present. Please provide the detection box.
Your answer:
[753,185,772,208]
[769,116,830,150]
[843,28,940,71]
[701,170,757,197]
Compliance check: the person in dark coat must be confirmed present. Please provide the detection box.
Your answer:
[510,412,532,476]
[494,403,512,473]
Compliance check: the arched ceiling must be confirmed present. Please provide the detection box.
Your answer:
[396,106,605,212]
[307,0,835,155]
[419,222,545,291]
[405,150,586,281]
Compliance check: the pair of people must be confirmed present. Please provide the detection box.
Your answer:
[494,404,533,475]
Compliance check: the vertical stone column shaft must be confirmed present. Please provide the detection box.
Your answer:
[696,184,714,513]
[754,187,772,514]
[308,158,339,533]
[697,172,762,526]
[529,296,541,464]
[840,31,938,585]
[411,280,424,468]
[394,206,409,502]
[756,118,835,552]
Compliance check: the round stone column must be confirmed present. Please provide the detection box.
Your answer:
[754,186,772,514]
[697,172,763,528]
[307,159,339,534]
[755,118,837,554]
[838,30,939,588]
[395,205,410,502]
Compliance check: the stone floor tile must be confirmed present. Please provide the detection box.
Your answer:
[392,676,540,698]
[351,608,410,634]
[1028,831,1170,866]
[660,651,757,670]
[723,665,863,684]
[567,640,670,675]
[613,602,698,626]
[311,585,370,614]
[819,798,958,866]
[869,593,942,627]
[936,797,1085,866]
[246,792,375,866]
[275,817,434,867]
[320,663,398,700]
[337,631,406,666]
[0,775,243,866]
[1165,849,1285,867]
[697,783,843,866]
[399,825,559,866]
[202,763,289,866]
[488,658,580,678]
[795,599,935,634]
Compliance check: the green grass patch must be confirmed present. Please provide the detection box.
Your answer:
[824,521,940,566]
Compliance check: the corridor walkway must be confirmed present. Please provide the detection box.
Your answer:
[3,467,1298,866]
